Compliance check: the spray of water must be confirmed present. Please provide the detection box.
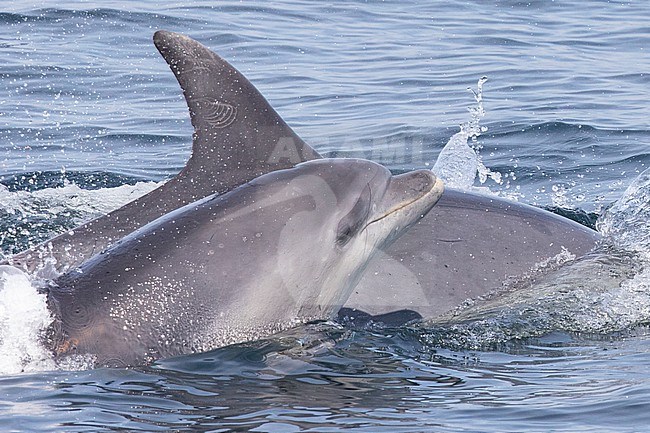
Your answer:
[432,76,502,189]
[597,167,650,256]
[0,266,55,374]
[0,181,160,256]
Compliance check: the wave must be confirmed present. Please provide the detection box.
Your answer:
[0,8,179,25]
[0,175,159,256]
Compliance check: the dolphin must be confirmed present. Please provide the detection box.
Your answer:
[47,158,443,366]
[9,31,599,324]
[344,189,599,320]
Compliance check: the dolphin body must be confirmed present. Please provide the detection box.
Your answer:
[10,31,599,327]
[46,158,442,366]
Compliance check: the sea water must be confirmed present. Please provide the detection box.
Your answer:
[1,1,650,432]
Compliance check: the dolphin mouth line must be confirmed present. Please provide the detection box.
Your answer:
[365,177,445,229]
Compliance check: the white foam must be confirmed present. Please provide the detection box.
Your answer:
[0,180,161,260]
[0,181,160,223]
[0,266,56,374]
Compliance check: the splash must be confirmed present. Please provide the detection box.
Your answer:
[0,266,55,374]
[0,181,159,217]
[432,76,502,189]
[597,166,650,256]
[0,265,98,374]
[0,181,160,255]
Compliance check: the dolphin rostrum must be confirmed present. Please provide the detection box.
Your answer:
[9,30,599,326]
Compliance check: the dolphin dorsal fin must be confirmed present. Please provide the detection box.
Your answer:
[153,30,321,195]
[10,31,321,273]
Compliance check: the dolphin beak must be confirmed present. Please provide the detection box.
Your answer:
[369,170,444,226]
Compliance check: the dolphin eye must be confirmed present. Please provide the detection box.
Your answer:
[336,185,371,247]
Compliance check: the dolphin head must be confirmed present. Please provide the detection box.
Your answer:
[246,158,444,317]
[319,159,445,312]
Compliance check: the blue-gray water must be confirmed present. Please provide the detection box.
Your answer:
[1,1,650,432]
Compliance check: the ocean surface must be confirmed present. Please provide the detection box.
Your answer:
[1,1,650,432]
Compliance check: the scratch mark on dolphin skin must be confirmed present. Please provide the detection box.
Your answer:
[195,97,237,128]
[436,239,465,243]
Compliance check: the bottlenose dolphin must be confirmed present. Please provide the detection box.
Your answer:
[48,158,443,366]
[9,31,599,324]
[345,189,598,320]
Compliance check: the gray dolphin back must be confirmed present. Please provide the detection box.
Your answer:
[346,189,600,320]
